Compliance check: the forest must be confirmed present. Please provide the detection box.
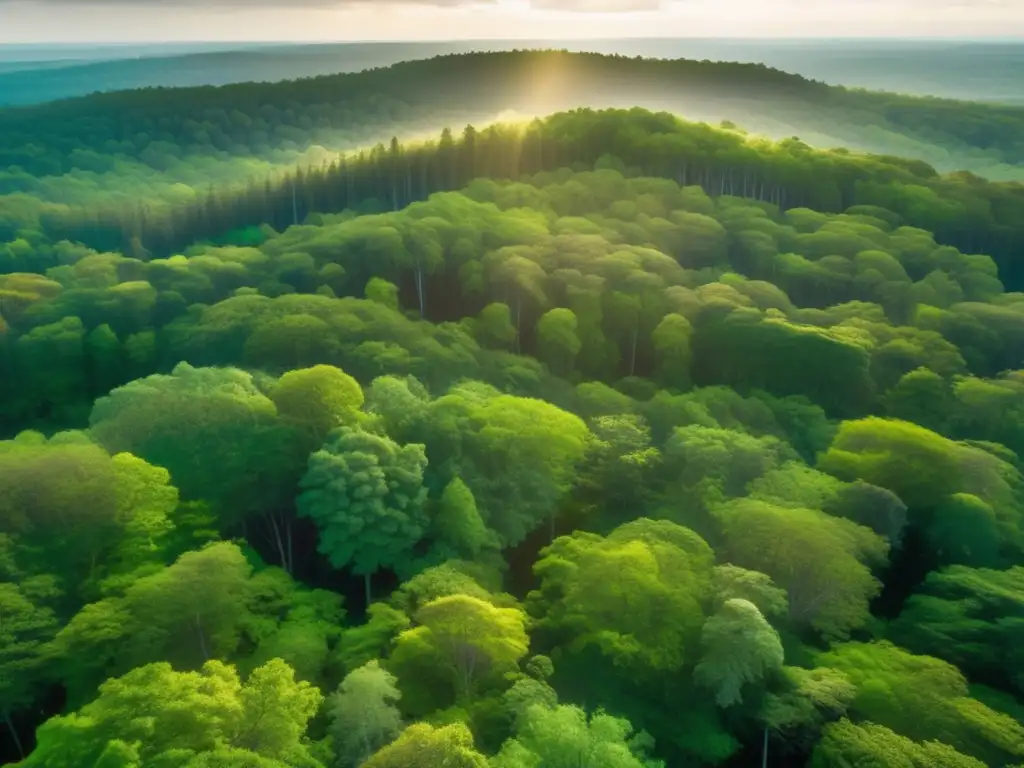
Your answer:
[2,51,1024,768]
[5,39,1022,108]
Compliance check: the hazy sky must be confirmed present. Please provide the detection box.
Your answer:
[1,0,1022,43]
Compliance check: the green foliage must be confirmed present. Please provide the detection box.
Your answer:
[433,477,492,561]
[663,423,794,500]
[271,365,365,447]
[694,599,784,708]
[492,703,664,768]
[820,417,963,510]
[536,308,581,377]
[5,97,1024,768]
[236,567,345,687]
[298,426,429,587]
[19,659,323,768]
[890,566,1024,697]
[361,721,488,768]
[89,363,301,527]
[710,565,789,619]
[817,641,1024,765]
[328,661,403,768]
[821,416,1024,560]
[389,563,495,617]
[49,542,254,705]
[651,313,692,389]
[420,385,591,547]
[760,666,857,757]
[0,579,59,733]
[0,431,179,603]
[389,594,529,706]
[713,499,888,639]
[365,278,400,312]
[529,519,714,673]
[335,603,411,674]
[48,542,342,708]
[811,719,986,768]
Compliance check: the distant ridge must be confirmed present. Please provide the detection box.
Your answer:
[1,38,1022,107]
[3,50,1021,173]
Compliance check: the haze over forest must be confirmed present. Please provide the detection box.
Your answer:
[2,38,1024,107]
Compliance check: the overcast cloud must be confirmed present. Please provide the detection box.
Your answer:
[0,0,664,6]
[0,0,1020,42]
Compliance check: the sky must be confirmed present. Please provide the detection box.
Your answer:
[1,0,1022,43]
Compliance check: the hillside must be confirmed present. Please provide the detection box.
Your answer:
[4,49,1024,186]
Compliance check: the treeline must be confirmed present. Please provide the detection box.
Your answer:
[5,164,1024,768]
[3,163,1023,442]
[31,108,1024,291]
[3,50,1024,181]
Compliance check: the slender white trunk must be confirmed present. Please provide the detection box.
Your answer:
[415,265,426,318]
[4,712,24,760]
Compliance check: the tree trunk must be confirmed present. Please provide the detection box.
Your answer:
[269,513,289,575]
[4,711,24,760]
[415,265,426,318]
[762,725,769,768]
[364,572,372,607]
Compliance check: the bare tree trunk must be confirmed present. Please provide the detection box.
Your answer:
[762,725,769,768]
[268,514,289,575]
[4,711,24,760]
[415,265,426,318]
[364,572,372,607]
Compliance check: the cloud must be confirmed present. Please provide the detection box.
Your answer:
[0,0,498,5]
[1,0,1013,10]
[0,0,664,7]
[531,0,664,10]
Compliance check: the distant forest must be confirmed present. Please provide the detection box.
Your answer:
[3,39,1023,107]
[4,51,1024,170]
[2,52,1023,296]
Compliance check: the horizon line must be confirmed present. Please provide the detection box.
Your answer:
[3,34,1024,46]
